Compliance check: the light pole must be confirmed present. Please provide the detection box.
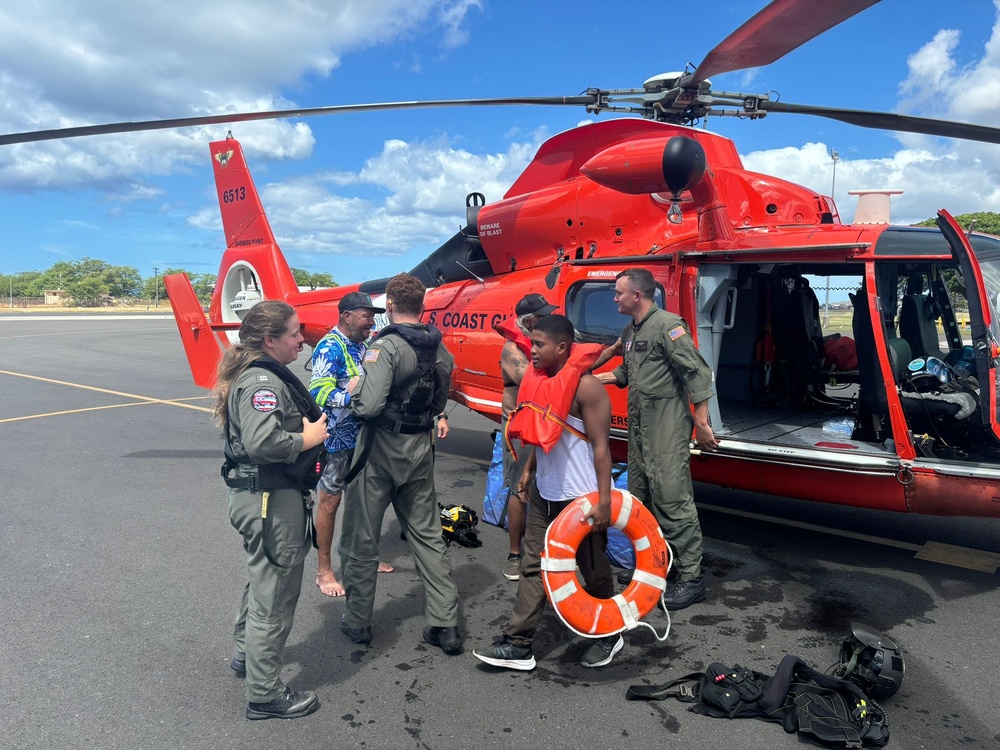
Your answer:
[824,150,839,327]
[830,149,839,201]
[153,266,159,307]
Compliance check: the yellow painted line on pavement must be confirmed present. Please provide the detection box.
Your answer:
[0,369,212,413]
[0,327,174,341]
[0,395,212,423]
[697,502,997,573]
[0,401,153,424]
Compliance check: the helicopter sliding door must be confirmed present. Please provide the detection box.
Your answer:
[692,258,906,511]
[937,211,1000,439]
[706,261,873,446]
[896,214,1000,516]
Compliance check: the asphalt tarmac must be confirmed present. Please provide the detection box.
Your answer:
[2,315,998,749]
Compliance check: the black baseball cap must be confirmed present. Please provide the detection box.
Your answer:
[338,291,386,314]
[515,293,557,317]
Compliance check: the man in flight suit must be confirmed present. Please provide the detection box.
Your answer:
[339,273,463,654]
[596,268,719,609]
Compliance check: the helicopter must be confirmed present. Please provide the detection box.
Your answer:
[8,0,1000,519]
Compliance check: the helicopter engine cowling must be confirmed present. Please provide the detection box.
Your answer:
[579,135,706,196]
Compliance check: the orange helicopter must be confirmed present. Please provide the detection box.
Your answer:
[7,0,1000,519]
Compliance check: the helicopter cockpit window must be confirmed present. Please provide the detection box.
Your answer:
[966,236,1000,343]
[565,281,664,344]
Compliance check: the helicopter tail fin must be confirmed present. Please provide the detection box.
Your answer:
[164,272,233,389]
[211,137,277,250]
[206,137,301,333]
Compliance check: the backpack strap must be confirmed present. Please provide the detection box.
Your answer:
[625,671,705,702]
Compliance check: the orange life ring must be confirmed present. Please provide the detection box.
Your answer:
[541,488,669,638]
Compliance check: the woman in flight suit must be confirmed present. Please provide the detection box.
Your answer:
[212,300,328,720]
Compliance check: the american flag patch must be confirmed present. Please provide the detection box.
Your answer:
[668,326,686,341]
[251,389,278,412]
[364,349,380,363]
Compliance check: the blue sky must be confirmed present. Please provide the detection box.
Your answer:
[2,0,1000,285]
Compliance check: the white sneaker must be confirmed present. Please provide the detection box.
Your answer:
[579,634,624,668]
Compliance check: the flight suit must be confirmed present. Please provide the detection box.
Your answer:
[339,324,460,631]
[611,305,714,580]
[226,365,312,704]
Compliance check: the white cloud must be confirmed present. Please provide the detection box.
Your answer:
[742,6,1000,228]
[438,0,484,49]
[0,1,482,190]
[741,140,1000,226]
[189,132,547,257]
[898,29,961,106]
[105,184,166,203]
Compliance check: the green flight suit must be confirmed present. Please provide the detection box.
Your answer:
[612,305,715,580]
[340,324,460,631]
[226,364,312,703]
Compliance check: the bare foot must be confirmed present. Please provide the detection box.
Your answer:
[377,561,394,574]
[316,571,345,597]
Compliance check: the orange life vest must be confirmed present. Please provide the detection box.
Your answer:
[505,343,603,454]
[493,316,531,358]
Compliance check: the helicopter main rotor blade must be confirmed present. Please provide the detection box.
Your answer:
[691,0,880,84]
[0,96,597,147]
[759,100,1000,145]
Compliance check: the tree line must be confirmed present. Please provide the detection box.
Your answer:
[2,212,998,306]
[0,259,336,306]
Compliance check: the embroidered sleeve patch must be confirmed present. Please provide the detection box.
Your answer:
[364,349,380,363]
[251,389,278,412]
[668,326,686,341]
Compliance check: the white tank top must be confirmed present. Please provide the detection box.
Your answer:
[535,414,597,502]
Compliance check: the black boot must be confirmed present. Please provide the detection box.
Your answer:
[341,614,373,644]
[423,625,463,655]
[230,653,246,679]
[246,688,319,720]
[662,577,706,610]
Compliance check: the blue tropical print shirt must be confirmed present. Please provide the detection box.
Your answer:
[309,327,366,453]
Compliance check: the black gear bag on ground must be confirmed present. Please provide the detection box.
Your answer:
[626,654,889,748]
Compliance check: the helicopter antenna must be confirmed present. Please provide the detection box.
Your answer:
[456,260,484,285]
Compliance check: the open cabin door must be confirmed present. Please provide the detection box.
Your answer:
[937,210,1000,440]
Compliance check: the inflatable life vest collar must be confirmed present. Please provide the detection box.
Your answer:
[505,343,603,455]
[494,316,531,358]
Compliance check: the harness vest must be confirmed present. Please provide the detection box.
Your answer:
[505,344,603,454]
[377,323,444,435]
[223,357,328,492]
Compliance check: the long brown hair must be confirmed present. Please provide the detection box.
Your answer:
[212,300,296,424]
